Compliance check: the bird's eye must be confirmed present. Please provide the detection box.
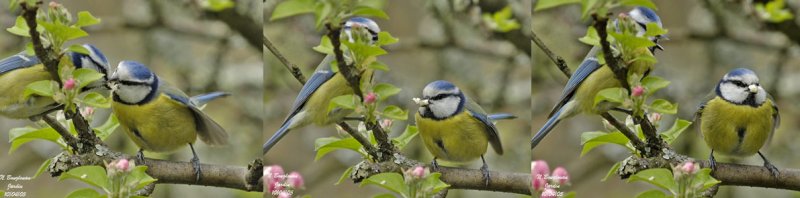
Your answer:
[732,81,747,87]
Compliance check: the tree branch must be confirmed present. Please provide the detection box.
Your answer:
[325,23,364,98]
[600,113,646,151]
[532,30,571,76]
[48,148,264,192]
[42,115,79,150]
[351,158,531,195]
[206,6,261,51]
[264,35,306,84]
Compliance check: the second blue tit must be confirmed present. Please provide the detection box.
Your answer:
[531,7,667,149]
[696,68,780,176]
[109,61,229,181]
[262,17,381,154]
[414,80,515,185]
[0,44,109,119]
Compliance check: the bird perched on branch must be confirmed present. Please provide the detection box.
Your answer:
[262,17,381,154]
[696,68,780,177]
[531,7,667,149]
[0,44,109,119]
[414,80,516,185]
[109,61,229,182]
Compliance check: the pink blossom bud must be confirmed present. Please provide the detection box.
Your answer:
[268,180,283,193]
[632,85,645,97]
[48,1,61,8]
[411,166,426,179]
[648,113,662,123]
[551,167,570,185]
[287,171,305,189]
[531,160,550,191]
[681,161,697,175]
[541,188,558,198]
[264,165,285,184]
[81,107,95,118]
[64,78,76,90]
[115,158,131,172]
[380,119,393,129]
[365,92,377,103]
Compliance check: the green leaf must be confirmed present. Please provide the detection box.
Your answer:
[373,194,396,198]
[94,114,120,140]
[34,158,52,179]
[627,168,676,191]
[9,126,62,154]
[128,166,158,190]
[39,21,88,42]
[368,61,390,71]
[73,68,105,89]
[581,0,602,19]
[360,173,409,197]
[328,94,357,113]
[660,119,692,145]
[23,80,56,98]
[636,189,668,198]
[421,172,450,194]
[202,0,235,11]
[79,92,111,108]
[314,137,364,160]
[649,99,677,114]
[6,16,30,37]
[352,6,389,19]
[621,0,657,10]
[610,32,656,51]
[580,131,632,156]
[67,44,91,55]
[75,11,101,27]
[594,87,627,108]
[602,162,621,181]
[59,166,110,189]
[578,27,599,46]
[392,125,418,150]
[643,23,667,37]
[314,1,333,28]
[484,6,521,32]
[356,0,386,9]
[335,166,354,185]
[373,83,401,101]
[535,0,580,11]
[270,0,316,21]
[344,41,387,59]
[313,36,333,55]
[641,76,670,95]
[692,168,721,190]
[381,105,408,120]
[65,188,102,198]
[376,32,399,46]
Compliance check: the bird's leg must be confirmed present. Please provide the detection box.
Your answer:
[708,150,716,172]
[480,155,490,186]
[137,148,145,164]
[431,157,439,171]
[189,143,202,183]
[758,151,780,177]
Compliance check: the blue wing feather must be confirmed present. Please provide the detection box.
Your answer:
[548,47,601,117]
[0,52,40,74]
[282,55,336,124]
[468,109,503,154]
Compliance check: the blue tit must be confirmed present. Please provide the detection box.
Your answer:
[109,61,229,181]
[413,80,516,185]
[696,68,780,176]
[531,7,666,149]
[0,44,110,119]
[262,17,381,154]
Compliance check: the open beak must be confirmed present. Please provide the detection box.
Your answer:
[412,97,430,106]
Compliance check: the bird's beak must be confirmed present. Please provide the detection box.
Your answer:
[655,44,665,51]
[748,84,758,93]
[413,97,430,106]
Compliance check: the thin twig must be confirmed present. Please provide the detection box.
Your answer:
[265,35,306,84]
[600,113,646,151]
[42,115,79,150]
[532,30,571,76]
[337,122,379,157]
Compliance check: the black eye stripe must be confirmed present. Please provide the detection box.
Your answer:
[118,80,150,86]
[430,93,458,101]
[723,80,750,88]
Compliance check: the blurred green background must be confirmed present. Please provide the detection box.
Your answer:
[0,1,262,197]
[533,0,800,197]
[265,0,531,197]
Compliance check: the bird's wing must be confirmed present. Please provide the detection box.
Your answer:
[282,55,336,124]
[190,92,230,107]
[548,47,602,117]
[161,83,229,146]
[0,52,40,74]
[767,94,780,145]
[465,98,503,155]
